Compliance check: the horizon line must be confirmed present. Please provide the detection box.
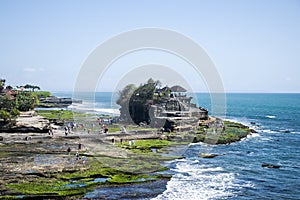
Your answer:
[51,90,300,94]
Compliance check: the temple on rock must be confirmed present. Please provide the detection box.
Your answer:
[125,83,208,132]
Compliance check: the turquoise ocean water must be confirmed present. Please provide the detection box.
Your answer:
[53,92,300,199]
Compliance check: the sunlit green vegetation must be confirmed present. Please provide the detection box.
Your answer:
[36,110,92,121]
[32,91,51,99]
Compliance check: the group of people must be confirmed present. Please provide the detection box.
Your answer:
[48,128,54,136]
[111,137,135,147]
[67,141,86,164]
[96,117,116,125]
[128,139,135,146]
[66,121,110,135]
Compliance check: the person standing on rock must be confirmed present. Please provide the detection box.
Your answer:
[75,152,80,161]
[67,147,71,156]
[49,127,54,136]
[121,126,127,133]
[82,156,87,164]
[64,127,68,136]
[104,125,108,133]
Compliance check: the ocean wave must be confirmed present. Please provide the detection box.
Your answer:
[266,115,276,119]
[69,102,95,110]
[68,102,120,116]
[188,142,210,147]
[260,128,295,134]
[261,129,278,134]
[94,108,120,115]
[260,137,272,141]
[247,133,260,138]
[153,161,247,200]
[291,131,300,134]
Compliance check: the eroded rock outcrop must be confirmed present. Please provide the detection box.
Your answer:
[0,111,50,133]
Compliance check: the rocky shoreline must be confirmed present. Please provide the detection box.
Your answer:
[37,96,82,108]
[0,112,255,199]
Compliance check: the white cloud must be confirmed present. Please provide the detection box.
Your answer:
[23,67,45,72]
[23,67,36,72]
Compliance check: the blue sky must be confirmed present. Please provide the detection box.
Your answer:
[1,0,299,93]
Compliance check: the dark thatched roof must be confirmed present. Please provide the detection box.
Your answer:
[170,85,187,92]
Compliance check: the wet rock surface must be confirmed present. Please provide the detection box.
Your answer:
[0,136,89,196]
[0,117,166,197]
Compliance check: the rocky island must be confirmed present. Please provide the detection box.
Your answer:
[116,79,255,144]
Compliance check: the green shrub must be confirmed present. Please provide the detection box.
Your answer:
[16,91,35,111]
[0,94,15,112]
[0,110,11,122]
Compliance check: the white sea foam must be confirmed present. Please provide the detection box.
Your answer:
[153,161,242,200]
[69,102,95,111]
[266,115,276,119]
[69,102,120,116]
[94,108,120,115]
[291,131,300,134]
[262,129,277,134]
[188,142,211,147]
[247,133,260,138]
[261,137,271,141]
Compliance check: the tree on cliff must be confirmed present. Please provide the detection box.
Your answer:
[24,84,40,92]
[117,79,161,124]
[129,79,160,124]
[116,84,137,123]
